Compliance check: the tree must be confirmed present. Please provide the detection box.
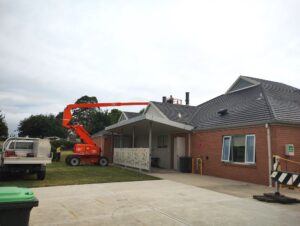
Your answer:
[108,109,122,124]
[71,95,100,134]
[18,114,68,138]
[0,111,8,138]
[69,96,123,135]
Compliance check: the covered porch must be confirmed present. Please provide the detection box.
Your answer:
[106,114,193,171]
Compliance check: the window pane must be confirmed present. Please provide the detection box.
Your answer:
[232,136,245,162]
[222,137,231,161]
[8,142,15,149]
[246,135,255,163]
[15,142,33,150]
[157,135,168,148]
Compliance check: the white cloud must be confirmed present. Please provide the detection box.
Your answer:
[0,0,300,134]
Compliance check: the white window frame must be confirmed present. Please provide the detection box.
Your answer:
[221,136,231,162]
[221,134,256,164]
[245,134,256,164]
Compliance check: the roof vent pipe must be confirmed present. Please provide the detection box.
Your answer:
[162,96,167,103]
[185,92,190,105]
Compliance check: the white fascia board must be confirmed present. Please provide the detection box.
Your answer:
[106,114,193,131]
[145,114,193,131]
[106,115,146,130]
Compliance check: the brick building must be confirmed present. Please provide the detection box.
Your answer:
[94,76,300,186]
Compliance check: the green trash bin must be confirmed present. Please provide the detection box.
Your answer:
[0,187,39,226]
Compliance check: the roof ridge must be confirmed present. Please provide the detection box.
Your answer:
[242,76,299,90]
[258,85,276,121]
[151,101,196,108]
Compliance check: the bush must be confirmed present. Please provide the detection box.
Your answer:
[50,139,77,151]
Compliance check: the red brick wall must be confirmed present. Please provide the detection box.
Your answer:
[103,137,113,162]
[191,126,270,185]
[92,136,113,163]
[271,125,300,173]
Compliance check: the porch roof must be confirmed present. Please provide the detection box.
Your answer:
[105,114,193,134]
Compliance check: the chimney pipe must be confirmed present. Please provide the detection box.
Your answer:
[162,96,167,103]
[185,92,190,105]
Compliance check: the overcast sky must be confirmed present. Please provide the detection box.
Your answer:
[0,0,300,135]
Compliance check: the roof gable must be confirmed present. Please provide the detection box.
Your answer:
[144,103,168,119]
[226,76,260,93]
[118,112,128,122]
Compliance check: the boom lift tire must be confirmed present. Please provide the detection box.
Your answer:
[69,156,80,166]
[65,155,72,165]
[99,157,109,167]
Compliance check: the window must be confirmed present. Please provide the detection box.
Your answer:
[222,136,231,162]
[157,135,168,148]
[245,135,255,164]
[8,142,15,149]
[15,142,34,150]
[232,136,245,162]
[221,134,255,164]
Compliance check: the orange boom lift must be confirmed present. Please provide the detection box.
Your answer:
[62,102,148,166]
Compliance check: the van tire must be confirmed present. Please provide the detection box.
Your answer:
[37,170,46,180]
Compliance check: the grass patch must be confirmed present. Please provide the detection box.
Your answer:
[0,151,158,188]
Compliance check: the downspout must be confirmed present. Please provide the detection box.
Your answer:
[188,133,191,157]
[265,123,272,187]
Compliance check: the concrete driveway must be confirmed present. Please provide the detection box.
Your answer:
[30,179,300,226]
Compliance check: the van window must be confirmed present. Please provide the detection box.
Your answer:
[15,142,34,150]
[9,142,16,149]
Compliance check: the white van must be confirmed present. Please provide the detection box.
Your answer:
[0,137,52,180]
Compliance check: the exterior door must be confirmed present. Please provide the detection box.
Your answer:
[173,137,186,170]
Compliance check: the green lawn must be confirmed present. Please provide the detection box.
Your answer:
[0,151,158,188]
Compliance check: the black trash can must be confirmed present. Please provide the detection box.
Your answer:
[179,157,192,173]
[0,187,39,226]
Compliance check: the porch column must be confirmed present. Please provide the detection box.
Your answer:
[148,122,152,150]
[132,127,135,148]
[148,121,152,172]
[120,129,123,148]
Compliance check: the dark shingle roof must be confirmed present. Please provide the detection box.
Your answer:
[243,76,300,123]
[189,85,273,129]
[110,76,300,131]
[150,76,300,130]
[151,101,197,124]
[123,112,140,119]
[190,76,300,130]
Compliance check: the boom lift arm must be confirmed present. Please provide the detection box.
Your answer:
[62,102,148,166]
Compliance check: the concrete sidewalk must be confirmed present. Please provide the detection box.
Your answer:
[30,180,300,226]
[148,170,300,211]
[148,170,300,197]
